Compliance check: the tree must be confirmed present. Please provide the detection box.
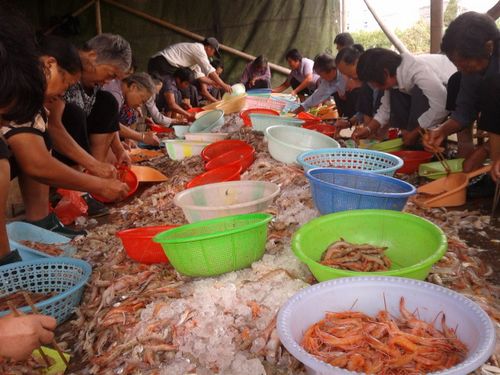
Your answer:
[444,0,458,27]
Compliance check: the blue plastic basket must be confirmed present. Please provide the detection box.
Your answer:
[0,257,92,324]
[297,148,403,176]
[305,168,416,214]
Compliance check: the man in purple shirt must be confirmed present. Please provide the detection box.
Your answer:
[240,55,271,90]
[273,49,319,101]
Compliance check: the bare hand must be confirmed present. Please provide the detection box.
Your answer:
[116,151,132,167]
[422,128,446,153]
[99,178,130,201]
[335,118,351,130]
[222,83,232,93]
[173,118,188,125]
[0,314,56,361]
[143,131,160,146]
[492,158,500,183]
[87,161,117,179]
[352,126,371,141]
[292,106,305,115]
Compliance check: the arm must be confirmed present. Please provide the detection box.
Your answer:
[110,132,131,166]
[301,79,338,111]
[145,97,172,127]
[46,98,116,178]
[119,124,159,146]
[165,92,194,120]
[291,74,313,96]
[198,82,218,103]
[490,132,500,182]
[487,1,500,20]
[208,71,231,93]
[240,65,251,85]
[8,133,128,200]
[272,79,291,93]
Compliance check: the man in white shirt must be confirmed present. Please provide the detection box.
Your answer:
[352,48,456,146]
[147,37,232,95]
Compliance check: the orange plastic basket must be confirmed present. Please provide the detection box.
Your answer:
[186,165,242,189]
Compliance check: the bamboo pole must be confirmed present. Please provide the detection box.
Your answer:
[95,0,102,34]
[44,0,96,35]
[430,0,443,53]
[362,0,409,54]
[101,0,291,75]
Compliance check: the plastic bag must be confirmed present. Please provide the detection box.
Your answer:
[54,189,88,225]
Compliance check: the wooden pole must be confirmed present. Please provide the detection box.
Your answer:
[362,0,409,54]
[95,0,102,34]
[101,0,291,75]
[430,0,443,53]
[44,0,96,35]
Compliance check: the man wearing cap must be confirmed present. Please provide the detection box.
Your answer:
[148,37,232,97]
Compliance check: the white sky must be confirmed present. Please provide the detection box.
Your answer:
[346,0,495,31]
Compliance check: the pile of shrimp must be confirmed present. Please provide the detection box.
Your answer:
[321,239,391,272]
[302,297,468,374]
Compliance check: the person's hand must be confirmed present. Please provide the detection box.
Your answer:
[186,114,196,122]
[292,106,305,115]
[116,150,132,167]
[352,126,371,141]
[173,118,188,125]
[98,178,130,201]
[222,83,232,93]
[0,314,56,361]
[143,131,160,146]
[492,158,500,182]
[423,128,446,153]
[335,118,351,130]
[87,161,117,179]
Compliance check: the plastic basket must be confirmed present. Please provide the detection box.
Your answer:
[153,213,272,277]
[7,222,76,257]
[277,276,496,375]
[186,165,242,189]
[92,167,138,203]
[291,210,447,281]
[164,140,211,160]
[265,126,340,164]
[184,132,228,143]
[117,225,178,264]
[240,108,280,126]
[302,123,336,137]
[391,150,433,174]
[201,140,252,161]
[0,257,92,324]
[419,158,464,180]
[243,96,287,112]
[297,148,403,176]
[188,110,225,133]
[205,147,255,173]
[369,137,404,152]
[248,114,304,133]
[306,168,416,214]
[175,180,280,222]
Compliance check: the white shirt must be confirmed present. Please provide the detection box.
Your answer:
[374,53,457,129]
[153,42,215,77]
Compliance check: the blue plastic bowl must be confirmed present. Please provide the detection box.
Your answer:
[305,168,416,214]
[297,148,403,176]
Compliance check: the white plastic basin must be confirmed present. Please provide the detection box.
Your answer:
[277,276,496,375]
[174,180,280,223]
[265,125,340,164]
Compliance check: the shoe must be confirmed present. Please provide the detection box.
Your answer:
[467,174,495,199]
[0,249,22,266]
[82,194,109,217]
[25,212,87,239]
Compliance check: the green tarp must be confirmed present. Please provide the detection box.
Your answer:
[17,0,339,84]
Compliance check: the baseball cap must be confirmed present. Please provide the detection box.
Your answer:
[204,37,221,58]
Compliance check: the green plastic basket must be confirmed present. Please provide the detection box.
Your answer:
[369,138,403,152]
[418,158,464,180]
[153,213,272,277]
[292,210,447,281]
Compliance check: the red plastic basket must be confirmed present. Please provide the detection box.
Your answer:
[302,122,336,137]
[188,107,204,113]
[297,112,321,121]
[117,225,178,264]
[205,147,255,173]
[92,167,139,203]
[186,165,242,189]
[391,150,433,174]
[201,139,252,161]
[150,124,174,133]
[240,108,280,127]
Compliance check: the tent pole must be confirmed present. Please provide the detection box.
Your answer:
[95,0,103,34]
[430,0,443,53]
[362,0,408,54]
[101,0,290,75]
[44,0,96,35]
